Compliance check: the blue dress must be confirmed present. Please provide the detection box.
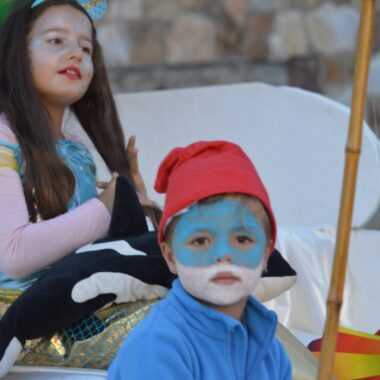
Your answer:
[0,137,98,290]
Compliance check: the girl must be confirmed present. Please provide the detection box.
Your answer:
[0,0,157,290]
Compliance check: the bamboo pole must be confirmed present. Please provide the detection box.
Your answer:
[317,1,375,379]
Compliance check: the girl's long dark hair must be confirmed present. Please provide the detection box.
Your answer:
[0,0,160,226]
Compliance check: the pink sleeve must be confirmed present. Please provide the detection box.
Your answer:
[0,122,111,280]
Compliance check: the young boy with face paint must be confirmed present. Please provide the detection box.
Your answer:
[109,140,292,380]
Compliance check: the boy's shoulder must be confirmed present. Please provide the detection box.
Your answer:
[109,295,199,380]
[244,297,291,378]
[245,295,278,334]
[125,292,190,339]
[261,335,292,378]
[116,295,196,361]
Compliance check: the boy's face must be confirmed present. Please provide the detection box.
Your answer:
[161,197,272,308]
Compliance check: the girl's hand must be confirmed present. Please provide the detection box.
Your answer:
[97,172,119,215]
[126,135,160,210]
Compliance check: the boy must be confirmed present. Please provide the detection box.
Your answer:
[109,140,291,379]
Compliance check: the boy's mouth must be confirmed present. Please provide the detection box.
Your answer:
[59,66,82,80]
[211,272,240,285]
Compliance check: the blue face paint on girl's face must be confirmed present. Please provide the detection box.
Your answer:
[172,199,267,268]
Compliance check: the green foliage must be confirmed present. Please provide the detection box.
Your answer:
[0,0,20,25]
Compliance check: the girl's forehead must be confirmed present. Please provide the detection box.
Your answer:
[30,5,92,37]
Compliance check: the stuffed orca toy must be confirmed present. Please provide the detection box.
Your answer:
[0,177,296,377]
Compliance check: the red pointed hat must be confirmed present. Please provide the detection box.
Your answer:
[155,140,276,251]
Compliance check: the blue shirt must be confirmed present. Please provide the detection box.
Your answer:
[0,138,97,290]
[109,279,292,380]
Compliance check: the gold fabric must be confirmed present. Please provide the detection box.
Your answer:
[0,289,157,369]
[0,149,18,171]
[84,0,104,9]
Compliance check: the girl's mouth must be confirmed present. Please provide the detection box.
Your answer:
[59,66,82,80]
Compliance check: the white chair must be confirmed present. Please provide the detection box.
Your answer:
[67,82,380,375]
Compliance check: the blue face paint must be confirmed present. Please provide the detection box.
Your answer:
[172,199,267,268]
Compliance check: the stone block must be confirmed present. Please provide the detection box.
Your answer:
[249,41,269,60]
[306,3,360,55]
[128,22,166,64]
[373,14,380,53]
[293,0,323,9]
[322,53,355,84]
[181,0,204,10]
[218,25,244,56]
[248,14,272,38]
[324,57,344,83]
[323,83,352,107]
[107,0,143,21]
[107,61,288,93]
[368,53,380,97]
[287,58,320,92]
[366,96,380,136]
[269,10,309,61]
[166,13,217,63]
[246,14,273,60]
[96,22,131,68]
[146,0,182,20]
[132,42,163,65]
[247,0,292,13]
[222,0,247,26]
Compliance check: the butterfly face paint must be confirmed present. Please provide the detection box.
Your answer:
[27,5,94,109]
[172,199,267,269]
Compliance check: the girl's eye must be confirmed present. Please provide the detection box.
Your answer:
[49,38,62,45]
[81,46,92,54]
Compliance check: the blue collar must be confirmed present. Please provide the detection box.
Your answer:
[168,279,277,348]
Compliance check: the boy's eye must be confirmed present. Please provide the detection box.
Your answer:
[189,236,210,247]
[234,235,255,246]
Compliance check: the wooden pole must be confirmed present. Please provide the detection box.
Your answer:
[317,1,375,378]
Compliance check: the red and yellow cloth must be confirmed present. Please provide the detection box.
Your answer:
[309,327,380,380]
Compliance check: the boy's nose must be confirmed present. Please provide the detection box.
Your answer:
[215,255,233,264]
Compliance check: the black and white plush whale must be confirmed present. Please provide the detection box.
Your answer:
[0,177,296,377]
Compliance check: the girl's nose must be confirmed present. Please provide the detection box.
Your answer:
[68,44,83,61]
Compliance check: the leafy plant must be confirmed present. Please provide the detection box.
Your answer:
[0,0,21,25]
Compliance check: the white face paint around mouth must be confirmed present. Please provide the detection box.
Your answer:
[175,261,265,306]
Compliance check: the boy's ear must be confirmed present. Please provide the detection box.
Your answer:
[160,242,178,275]
[263,239,274,268]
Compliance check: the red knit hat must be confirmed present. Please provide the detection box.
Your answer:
[154,140,276,252]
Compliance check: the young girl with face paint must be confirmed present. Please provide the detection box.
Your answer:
[109,140,291,380]
[0,0,157,290]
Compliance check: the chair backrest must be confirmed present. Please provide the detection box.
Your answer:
[67,82,380,228]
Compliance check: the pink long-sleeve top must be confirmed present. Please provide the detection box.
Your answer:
[0,115,111,290]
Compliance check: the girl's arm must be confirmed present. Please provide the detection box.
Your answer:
[0,127,111,280]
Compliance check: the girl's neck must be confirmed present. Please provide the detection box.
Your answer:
[45,104,66,139]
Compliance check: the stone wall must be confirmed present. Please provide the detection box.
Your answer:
[96,0,380,131]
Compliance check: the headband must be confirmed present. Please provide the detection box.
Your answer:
[31,0,107,21]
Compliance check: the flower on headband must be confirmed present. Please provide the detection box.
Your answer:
[31,0,108,21]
